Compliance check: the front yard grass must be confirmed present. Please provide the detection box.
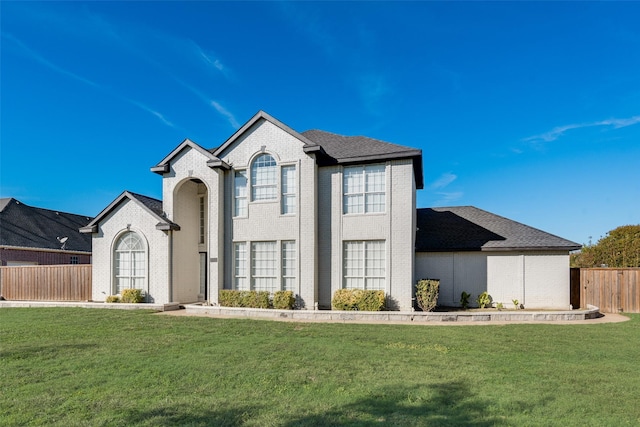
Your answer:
[1,308,639,426]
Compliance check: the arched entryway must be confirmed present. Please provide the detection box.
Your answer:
[172,178,208,303]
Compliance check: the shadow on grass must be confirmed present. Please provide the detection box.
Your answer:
[115,381,523,426]
[122,404,260,427]
[285,381,508,426]
[0,343,97,360]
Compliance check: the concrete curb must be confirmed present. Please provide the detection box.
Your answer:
[181,304,602,323]
[0,300,181,312]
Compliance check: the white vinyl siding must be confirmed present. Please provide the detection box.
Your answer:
[282,241,296,291]
[343,164,385,214]
[234,242,248,290]
[251,154,277,201]
[281,165,296,215]
[343,240,385,290]
[114,232,146,294]
[234,170,248,217]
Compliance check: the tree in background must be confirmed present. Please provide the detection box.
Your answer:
[571,225,640,268]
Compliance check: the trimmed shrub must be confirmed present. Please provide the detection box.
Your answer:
[105,295,120,303]
[416,279,439,312]
[273,291,295,310]
[121,288,144,303]
[476,291,491,309]
[332,289,385,311]
[219,290,270,309]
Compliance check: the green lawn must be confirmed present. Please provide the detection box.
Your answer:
[1,309,639,426]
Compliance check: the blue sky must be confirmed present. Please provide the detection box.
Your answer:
[1,1,639,245]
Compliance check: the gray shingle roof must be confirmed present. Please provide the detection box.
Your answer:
[0,198,93,252]
[80,191,179,233]
[302,129,424,189]
[301,130,422,162]
[416,206,581,252]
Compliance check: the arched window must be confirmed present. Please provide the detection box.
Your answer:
[251,154,277,201]
[114,231,146,294]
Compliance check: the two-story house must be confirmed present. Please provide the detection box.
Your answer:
[81,111,580,310]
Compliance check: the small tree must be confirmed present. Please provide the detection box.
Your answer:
[416,279,439,312]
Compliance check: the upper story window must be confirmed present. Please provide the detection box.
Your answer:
[234,170,248,217]
[251,154,277,201]
[343,164,385,214]
[281,165,296,215]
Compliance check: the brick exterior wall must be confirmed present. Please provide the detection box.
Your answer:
[0,247,91,266]
[90,198,170,303]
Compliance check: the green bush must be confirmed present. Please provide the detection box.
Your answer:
[460,291,471,309]
[332,289,385,311]
[105,295,120,303]
[415,279,439,312]
[476,291,491,309]
[121,289,144,303]
[273,291,295,310]
[219,290,270,309]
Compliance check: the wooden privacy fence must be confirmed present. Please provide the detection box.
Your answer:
[571,268,640,313]
[0,265,92,301]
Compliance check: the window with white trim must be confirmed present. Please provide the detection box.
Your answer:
[234,170,248,217]
[233,240,297,293]
[343,240,385,290]
[199,196,205,244]
[251,241,278,292]
[282,241,296,291]
[343,164,385,214]
[70,256,79,264]
[251,154,277,201]
[234,242,248,290]
[114,231,146,294]
[281,165,296,215]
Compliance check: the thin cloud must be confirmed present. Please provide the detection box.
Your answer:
[127,100,175,128]
[433,191,464,207]
[359,73,390,116]
[211,101,240,129]
[3,32,100,89]
[524,115,640,143]
[3,33,177,129]
[430,172,457,189]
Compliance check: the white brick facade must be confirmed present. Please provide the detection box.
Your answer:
[89,198,170,303]
[85,111,575,311]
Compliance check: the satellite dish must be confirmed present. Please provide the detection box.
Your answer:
[57,236,68,250]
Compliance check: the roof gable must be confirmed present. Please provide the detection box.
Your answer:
[0,199,93,252]
[212,110,319,158]
[80,191,179,233]
[416,206,580,252]
[151,138,228,174]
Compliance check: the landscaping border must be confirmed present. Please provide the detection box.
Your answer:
[183,304,601,323]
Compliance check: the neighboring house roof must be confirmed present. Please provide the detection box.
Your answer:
[80,191,180,233]
[0,198,93,252]
[416,206,581,252]
[301,129,424,189]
